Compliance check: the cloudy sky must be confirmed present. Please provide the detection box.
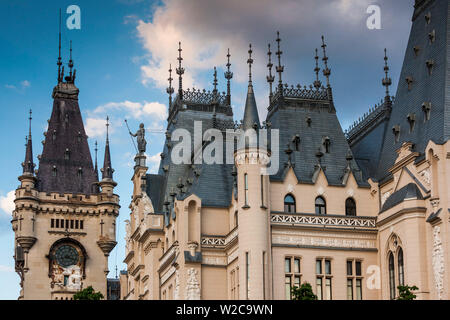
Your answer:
[0,0,413,299]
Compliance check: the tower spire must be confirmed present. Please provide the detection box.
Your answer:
[57,8,62,83]
[321,35,331,88]
[224,48,233,107]
[101,116,114,180]
[247,44,253,86]
[176,42,185,100]
[275,31,284,93]
[68,40,74,82]
[22,109,35,175]
[314,48,322,89]
[382,48,392,103]
[167,64,174,109]
[266,43,275,102]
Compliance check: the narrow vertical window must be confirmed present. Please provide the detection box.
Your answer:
[345,198,356,216]
[285,258,291,273]
[398,248,404,286]
[284,194,296,213]
[246,252,250,299]
[389,251,396,299]
[355,261,362,276]
[262,251,266,300]
[325,278,332,300]
[347,260,353,276]
[80,220,84,229]
[316,277,323,300]
[325,260,331,275]
[316,259,322,274]
[347,279,353,300]
[294,258,300,273]
[51,219,54,228]
[285,276,291,300]
[315,196,326,215]
[75,220,79,229]
[55,219,59,228]
[356,279,362,300]
[244,174,249,207]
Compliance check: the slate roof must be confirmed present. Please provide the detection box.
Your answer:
[351,0,450,182]
[380,183,424,213]
[37,84,98,195]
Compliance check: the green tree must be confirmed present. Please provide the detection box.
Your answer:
[291,282,318,300]
[397,285,419,300]
[73,286,104,300]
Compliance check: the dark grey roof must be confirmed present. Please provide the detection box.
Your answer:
[242,84,260,130]
[351,0,450,181]
[37,84,98,195]
[22,125,35,175]
[145,174,166,212]
[426,208,442,223]
[380,183,424,213]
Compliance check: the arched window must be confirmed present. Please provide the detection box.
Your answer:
[284,194,296,213]
[345,198,356,216]
[398,248,404,286]
[388,251,396,299]
[315,196,326,215]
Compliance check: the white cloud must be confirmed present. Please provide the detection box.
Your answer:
[146,152,161,173]
[85,118,108,138]
[0,190,15,216]
[94,100,168,121]
[5,80,31,92]
[21,80,30,88]
[0,265,14,273]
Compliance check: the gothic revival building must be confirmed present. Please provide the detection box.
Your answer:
[120,0,450,301]
[11,33,119,299]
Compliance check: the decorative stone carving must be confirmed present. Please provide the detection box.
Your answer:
[174,270,180,300]
[381,191,391,206]
[271,212,377,228]
[317,187,325,196]
[432,226,444,299]
[287,184,294,194]
[185,268,200,300]
[66,265,82,290]
[125,219,131,251]
[347,188,354,197]
[419,168,431,186]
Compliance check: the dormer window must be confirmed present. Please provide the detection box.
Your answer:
[77,132,82,142]
[65,114,69,123]
[428,30,435,44]
[407,113,416,133]
[392,125,400,143]
[323,137,331,153]
[292,135,300,151]
[64,149,70,160]
[426,59,434,75]
[52,130,57,141]
[425,12,431,24]
[52,166,57,177]
[306,117,312,127]
[422,102,431,121]
[77,167,82,178]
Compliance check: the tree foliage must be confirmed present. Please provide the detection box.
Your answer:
[291,282,318,300]
[73,286,104,300]
[397,285,419,300]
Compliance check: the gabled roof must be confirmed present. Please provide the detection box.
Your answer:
[380,182,424,213]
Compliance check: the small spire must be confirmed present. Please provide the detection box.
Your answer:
[224,48,233,107]
[101,116,114,180]
[68,40,74,82]
[57,8,62,83]
[94,141,99,181]
[314,48,322,89]
[247,44,253,85]
[275,31,284,92]
[382,48,392,103]
[213,66,218,95]
[22,109,35,174]
[176,42,185,99]
[321,36,331,87]
[167,64,174,109]
[266,43,275,102]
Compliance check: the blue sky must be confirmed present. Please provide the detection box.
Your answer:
[0,0,413,299]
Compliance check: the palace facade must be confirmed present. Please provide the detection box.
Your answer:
[120,0,450,300]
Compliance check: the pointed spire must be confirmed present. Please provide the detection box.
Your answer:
[166,64,174,109]
[213,66,218,95]
[267,44,275,102]
[242,44,260,131]
[101,116,114,180]
[94,141,99,181]
[314,48,322,89]
[176,42,185,99]
[382,48,392,103]
[57,8,62,83]
[68,40,74,83]
[321,36,331,87]
[275,31,284,93]
[22,109,35,175]
[224,48,233,107]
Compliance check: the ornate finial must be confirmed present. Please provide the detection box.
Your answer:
[106,116,110,143]
[94,141,98,164]
[314,48,322,89]
[213,66,218,94]
[68,40,74,82]
[167,64,174,108]
[176,42,185,99]
[382,48,392,102]
[321,36,331,87]
[224,48,233,107]
[267,43,275,102]
[275,31,284,92]
[57,8,62,83]
[28,109,32,138]
[247,44,253,85]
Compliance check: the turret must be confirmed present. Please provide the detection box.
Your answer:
[99,117,117,194]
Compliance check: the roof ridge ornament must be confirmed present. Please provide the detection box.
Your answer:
[247,44,253,86]
[267,43,275,103]
[321,36,331,88]
[176,42,185,99]
[224,48,233,107]
[167,64,174,109]
[314,48,322,89]
[275,31,284,93]
[57,8,63,83]
[382,48,392,103]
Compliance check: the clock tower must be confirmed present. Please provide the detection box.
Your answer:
[11,35,119,300]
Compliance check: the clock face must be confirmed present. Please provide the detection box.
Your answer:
[55,245,79,268]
